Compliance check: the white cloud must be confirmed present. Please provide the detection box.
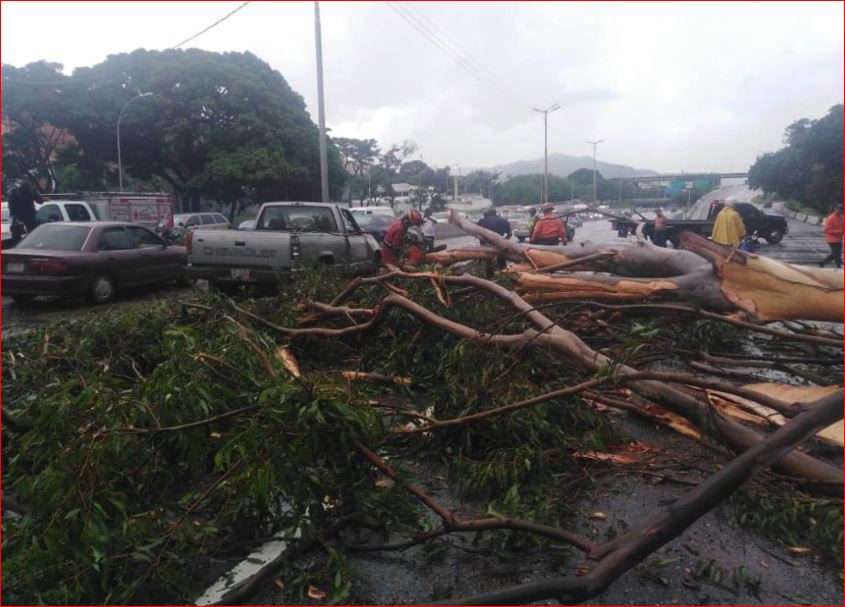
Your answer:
[1,1,842,173]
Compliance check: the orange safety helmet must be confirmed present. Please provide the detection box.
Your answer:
[405,209,423,225]
[541,202,554,213]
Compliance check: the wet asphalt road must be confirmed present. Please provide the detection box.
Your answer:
[0,216,836,340]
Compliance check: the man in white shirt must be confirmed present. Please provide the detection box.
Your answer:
[421,208,437,249]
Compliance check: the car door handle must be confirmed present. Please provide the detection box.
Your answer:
[234,240,246,246]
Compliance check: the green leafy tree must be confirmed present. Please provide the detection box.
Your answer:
[1,61,71,191]
[9,49,345,210]
[334,137,380,202]
[494,174,544,205]
[749,105,843,213]
[461,170,500,198]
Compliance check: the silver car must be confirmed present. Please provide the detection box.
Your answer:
[174,212,231,230]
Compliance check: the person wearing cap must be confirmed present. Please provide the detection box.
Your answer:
[819,205,843,268]
[711,199,746,248]
[477,208,512,239]
[652,208,669,247]
[530,203,568,245]
[381,209,424,266]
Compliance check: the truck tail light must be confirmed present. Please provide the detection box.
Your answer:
[29,258,70,274]
[186,230,193,254]
[290,235,301,260]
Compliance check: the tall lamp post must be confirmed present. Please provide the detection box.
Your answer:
[532,103,560,203]
[314,1,330,203]
[586,139,604,203]
[117,92,153,192]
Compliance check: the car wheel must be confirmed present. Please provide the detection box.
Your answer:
[764,228,784,244]
[11,294,34,305]
[88,273,116,304]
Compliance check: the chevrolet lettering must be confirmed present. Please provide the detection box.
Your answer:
[203,246,278,258]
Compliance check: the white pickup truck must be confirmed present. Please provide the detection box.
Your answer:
[185,201,380,294]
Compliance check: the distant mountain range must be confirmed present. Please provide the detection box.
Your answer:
[476,153,659,180]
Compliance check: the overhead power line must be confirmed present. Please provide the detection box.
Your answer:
[402,2,527,106]
[385,1,530,112]
[171,1,251,49]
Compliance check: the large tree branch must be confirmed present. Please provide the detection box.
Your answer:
[437,389,844,605]
[355,442,594,553]
[226,280,842,489]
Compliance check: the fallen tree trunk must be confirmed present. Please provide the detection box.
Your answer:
[447,211,845,322]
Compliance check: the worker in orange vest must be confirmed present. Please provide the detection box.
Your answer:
[530,203,568,245]
[819,205,843,268]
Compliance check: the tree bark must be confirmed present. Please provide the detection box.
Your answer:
[447,211,845,322]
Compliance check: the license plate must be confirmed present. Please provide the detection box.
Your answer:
[6,262,24,273]
[230,268,251,281]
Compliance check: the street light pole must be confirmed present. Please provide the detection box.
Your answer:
[532,103,560,203]
[314,1,330,202]
[117,92,153,192]
[586,139,604,203]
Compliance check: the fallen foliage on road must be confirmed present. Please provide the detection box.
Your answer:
[2,222,843,605]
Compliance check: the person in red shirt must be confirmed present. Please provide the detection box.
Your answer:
[530,203,568,245]
[381,209,423,266]
[819,205,843,268]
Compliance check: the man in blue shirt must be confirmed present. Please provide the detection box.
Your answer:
[477,208,512,239]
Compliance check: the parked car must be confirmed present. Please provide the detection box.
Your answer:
[174,212,231,230]
[2,222,188,304]
[349,206,395,218]
[185,202,380,294]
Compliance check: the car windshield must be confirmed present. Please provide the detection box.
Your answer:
[19,224,91,251]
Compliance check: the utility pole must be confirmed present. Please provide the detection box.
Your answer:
[532,103,560,202]
[586,139,604,203]
[314,2,330,202]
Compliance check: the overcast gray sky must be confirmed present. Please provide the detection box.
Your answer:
[2,1,842,173]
